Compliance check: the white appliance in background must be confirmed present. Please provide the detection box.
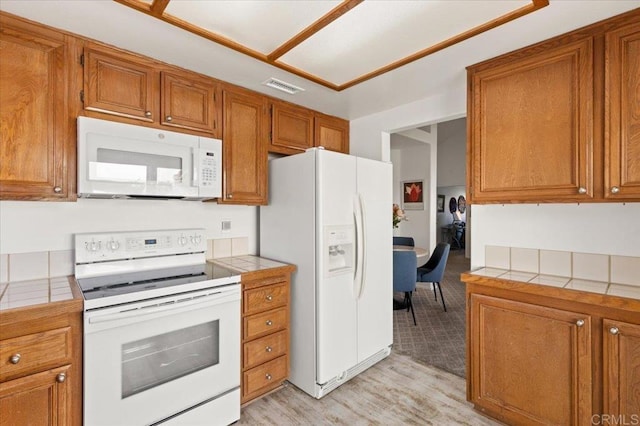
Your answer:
[260,148,393,398]
[77,116,222,200]
[75,229,241,426]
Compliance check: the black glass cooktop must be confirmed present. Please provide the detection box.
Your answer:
[78,263,238,301]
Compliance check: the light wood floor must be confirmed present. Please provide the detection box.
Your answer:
[239,351,499,425]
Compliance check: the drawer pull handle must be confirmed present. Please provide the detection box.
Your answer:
[9,354,21,364]
[266,295,273,301]
[265,373,272,381]
[266,320,273,326]
[56,373,66,383]
[609,327,619,335]
[266,346,273,353]
[576,319,585,327]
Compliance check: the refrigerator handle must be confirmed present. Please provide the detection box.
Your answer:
[353,193,366,299]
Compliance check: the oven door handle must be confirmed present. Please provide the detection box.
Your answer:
[87,290,238,325]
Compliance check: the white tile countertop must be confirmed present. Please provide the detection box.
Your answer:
[469,267,640,301]
[209,255,293,274]
[0,276,78,311]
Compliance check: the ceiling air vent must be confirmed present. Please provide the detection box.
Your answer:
[262,78,305,95]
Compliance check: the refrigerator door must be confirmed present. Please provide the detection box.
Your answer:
[316,150,358,384]
[356,157,393,361]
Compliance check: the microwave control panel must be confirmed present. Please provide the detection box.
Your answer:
[196,138,222,198]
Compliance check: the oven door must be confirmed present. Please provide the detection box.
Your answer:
[84,284,240,426]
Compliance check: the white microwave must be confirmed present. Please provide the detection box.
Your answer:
[77,117,221,200]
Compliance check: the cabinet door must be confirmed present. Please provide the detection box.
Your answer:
[603,319,640,418]
[315,114,349,154]
[469,294,592,425]
[605,22,640,200]
[220,88,268,205]
[0,365,71,426]
[468,38,594,203]
[0,15,75,200]
[161,71,220,137]
[83,45,156,122]
[269,101,314,155]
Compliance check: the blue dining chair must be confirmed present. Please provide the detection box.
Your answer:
[393,236,415,247]
[393,250,418,325]
[417,243,450,312]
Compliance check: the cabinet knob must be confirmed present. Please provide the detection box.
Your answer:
[611,186,620,194]
[166,116,172,122]
[145,111,152,117]
[9,354,21,364]
[265,373,272,381]
[266,320,273,326]
[577,187,587,194]
[609,326,619,335]
[53,186,62,193]
[56,373,66,383]
[576,319,585,327]
[227,194,233,199]
[266,346,273,353]
[266,295,273,301]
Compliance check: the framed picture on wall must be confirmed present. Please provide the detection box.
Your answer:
[402,180,424,210]
[437,194,445,212]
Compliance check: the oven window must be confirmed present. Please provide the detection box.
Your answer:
[121,321,219,398]
[90,148,182,184]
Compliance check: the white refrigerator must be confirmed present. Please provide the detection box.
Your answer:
[260,148,392,398]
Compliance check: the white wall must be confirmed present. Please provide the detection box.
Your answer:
[350,87,640,271]
[390,133,435,252]
[436,119,466,187]
[0,200,257,254]
[471,203,640,269]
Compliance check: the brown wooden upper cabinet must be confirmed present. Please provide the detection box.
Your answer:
[269,101,314,155]
[315,113,349,154]
[268,102,349,155]
[0,13,77,201]
[83,43,221,137]
[467,9,640,204]
[219,86,268,205]
[604,21,640,200]
[468,37,594,203]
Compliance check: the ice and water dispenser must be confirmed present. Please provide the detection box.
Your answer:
[324,225,354,276]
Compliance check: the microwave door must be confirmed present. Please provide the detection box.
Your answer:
[81,135,197,198]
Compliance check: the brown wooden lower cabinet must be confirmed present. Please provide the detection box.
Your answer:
[469,294,592,425]
[241,266,294,405]
[603,320,640,419]
[0,295,83,426]
[463,274,640,425]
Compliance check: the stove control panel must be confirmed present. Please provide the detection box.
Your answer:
[75,228,207,263]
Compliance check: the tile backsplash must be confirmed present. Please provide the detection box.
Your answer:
[207,237,250,259]
[1,250,75,283]
[484,245,640,287]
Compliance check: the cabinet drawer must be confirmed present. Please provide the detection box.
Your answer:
[244,307,287,340]
[243,282,287,315]
[0,327,71,381]
[243,355,287,398]
[243,330,287,370]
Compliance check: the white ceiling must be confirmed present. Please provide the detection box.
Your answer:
[1,1,637,120]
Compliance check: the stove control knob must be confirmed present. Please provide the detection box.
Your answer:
[107,240,120,251]
[193,235,202,245]
[178,235,188,246]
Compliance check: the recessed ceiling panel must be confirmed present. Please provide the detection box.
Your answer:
[279,0,530,85]
[165,0,341,53]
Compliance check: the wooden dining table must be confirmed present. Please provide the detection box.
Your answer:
[393,245,429,266]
